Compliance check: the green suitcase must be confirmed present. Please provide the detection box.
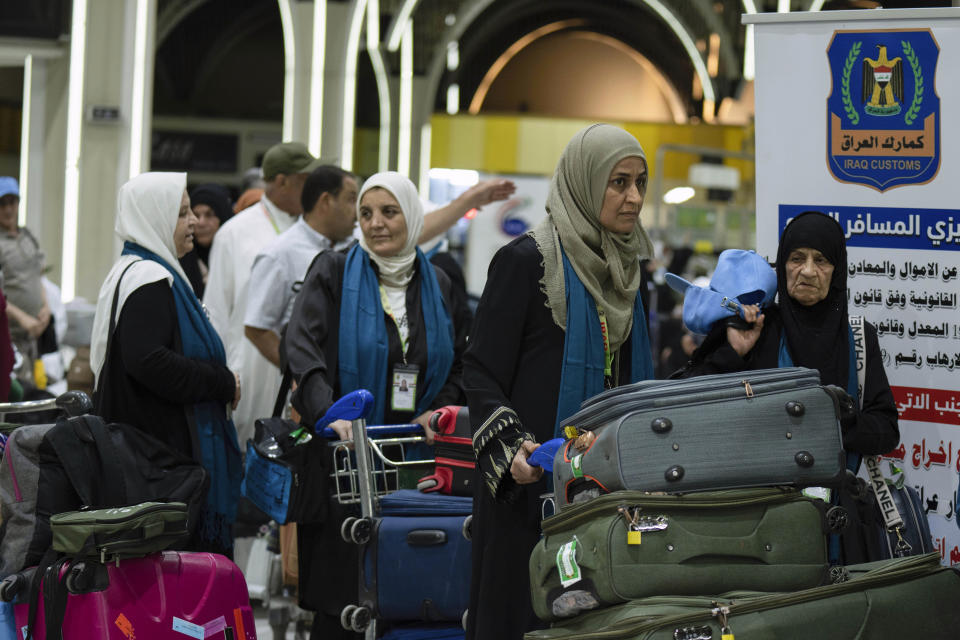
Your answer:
[526,553,957,639]
[530,488,840,621]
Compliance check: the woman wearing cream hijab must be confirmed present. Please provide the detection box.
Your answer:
[284,171,471,638]
[464,124,655,639]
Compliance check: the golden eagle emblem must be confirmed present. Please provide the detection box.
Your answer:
[862,44,903,116]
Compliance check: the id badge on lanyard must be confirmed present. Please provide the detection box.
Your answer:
[391,364,419,412]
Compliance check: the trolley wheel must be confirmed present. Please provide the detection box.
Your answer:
[462,515,473,541]
[349,606,371,632]
[341,517,357,543]
[340,605,357,631]
[350,517,373,545]
[826,506,849,533]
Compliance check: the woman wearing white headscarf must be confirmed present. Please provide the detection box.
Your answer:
[283,171,471,639]
[90,172,241,556]
[464,124,656,639]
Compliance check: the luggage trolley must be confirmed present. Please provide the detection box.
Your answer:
[315,391,472,640]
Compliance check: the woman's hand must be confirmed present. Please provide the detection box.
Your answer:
[329,419,353,442]
[413,411,437,444]
[510,440,544,485]
[232,372,241,410]
[19,314,44,338]
[727,304,765,357]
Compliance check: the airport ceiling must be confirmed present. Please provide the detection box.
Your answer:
[0,0,953,123]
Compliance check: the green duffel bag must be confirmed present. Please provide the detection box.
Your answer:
[50,501,189,562]
[526,553,959,639]
[530,488,841,621]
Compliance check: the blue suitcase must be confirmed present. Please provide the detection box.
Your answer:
[361,490,472,622]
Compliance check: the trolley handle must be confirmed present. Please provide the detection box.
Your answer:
[313,389,375,433]
[319,423,423,439]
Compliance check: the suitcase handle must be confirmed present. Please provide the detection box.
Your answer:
[407,529,447,546]
[319,424,423,439]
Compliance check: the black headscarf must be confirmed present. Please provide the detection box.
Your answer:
[189,184,233,264]
[776,211,848,388]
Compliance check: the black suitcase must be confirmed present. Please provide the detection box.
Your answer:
[552,367,846,509]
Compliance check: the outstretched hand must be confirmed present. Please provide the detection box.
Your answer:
[466,179,517,208]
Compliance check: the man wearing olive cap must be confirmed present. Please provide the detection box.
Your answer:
[203,142,324,446]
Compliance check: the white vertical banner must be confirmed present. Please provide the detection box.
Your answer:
[749,8,960,564]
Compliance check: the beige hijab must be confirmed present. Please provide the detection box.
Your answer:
[530,124,653,351]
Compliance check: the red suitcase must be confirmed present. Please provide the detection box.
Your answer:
[417,406,475,497]
[14,551,256,639]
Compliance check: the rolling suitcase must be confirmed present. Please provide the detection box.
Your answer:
[552,367,846,509]
[357,490,472,623]
[529,488,840,622]
[13,551,256,639]
[417,406,475,497]
[524,553,959,640]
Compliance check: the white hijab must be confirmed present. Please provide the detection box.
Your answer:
[91,172,189,383]
[357,171,424,288]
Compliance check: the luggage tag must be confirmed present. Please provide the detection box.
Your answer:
[391,364,419,412]
[556,536,582,587]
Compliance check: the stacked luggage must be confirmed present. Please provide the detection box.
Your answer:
[312,391,472,639]
[527,368,953,638]
[0,392,258,640]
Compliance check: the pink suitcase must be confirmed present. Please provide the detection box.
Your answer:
[14,551,256,639]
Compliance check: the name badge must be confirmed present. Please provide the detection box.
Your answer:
[391,364,419,412]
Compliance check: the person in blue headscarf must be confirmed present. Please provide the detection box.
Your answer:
[90,172,242,556]
[463,124,655,640]
[283,171,471,639]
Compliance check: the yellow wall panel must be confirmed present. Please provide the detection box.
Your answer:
[516,117,596,174]
[481,116,519,173]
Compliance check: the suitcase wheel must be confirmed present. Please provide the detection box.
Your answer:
[350,606,371,632]
[826,506,849,533]
[340,517,357,543]
[462,515,472,541]
[340,605,357,631]
[349,517,373,545]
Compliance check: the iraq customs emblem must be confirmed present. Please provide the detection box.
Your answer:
[826,30,940,192]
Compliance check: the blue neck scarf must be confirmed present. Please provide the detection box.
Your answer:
[338,245,454,425]
[553,247,655,436]
[122,242,241,552]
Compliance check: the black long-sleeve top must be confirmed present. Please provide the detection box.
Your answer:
[95,280,236,457]
[284,250,471,427]
[674,307,900,455]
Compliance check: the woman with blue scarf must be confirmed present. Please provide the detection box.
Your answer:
[90,172,242,556]
[463,124,655,640]
[284,171,470,639]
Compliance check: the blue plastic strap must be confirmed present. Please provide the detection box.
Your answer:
[313,389,375,432]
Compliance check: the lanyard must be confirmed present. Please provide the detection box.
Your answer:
[261,203,281,235]
[597,306,613,378]
[379,285,408,362]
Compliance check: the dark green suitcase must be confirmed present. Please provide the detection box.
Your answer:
[530,488,841,621]
[526,553,958,639]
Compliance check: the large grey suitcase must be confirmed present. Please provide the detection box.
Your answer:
[553,368,846,509]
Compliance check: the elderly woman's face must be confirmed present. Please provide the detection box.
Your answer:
[174,190,198,258]
[785,247,834,306]
[359,187,408,258]
[598,156,647,234]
